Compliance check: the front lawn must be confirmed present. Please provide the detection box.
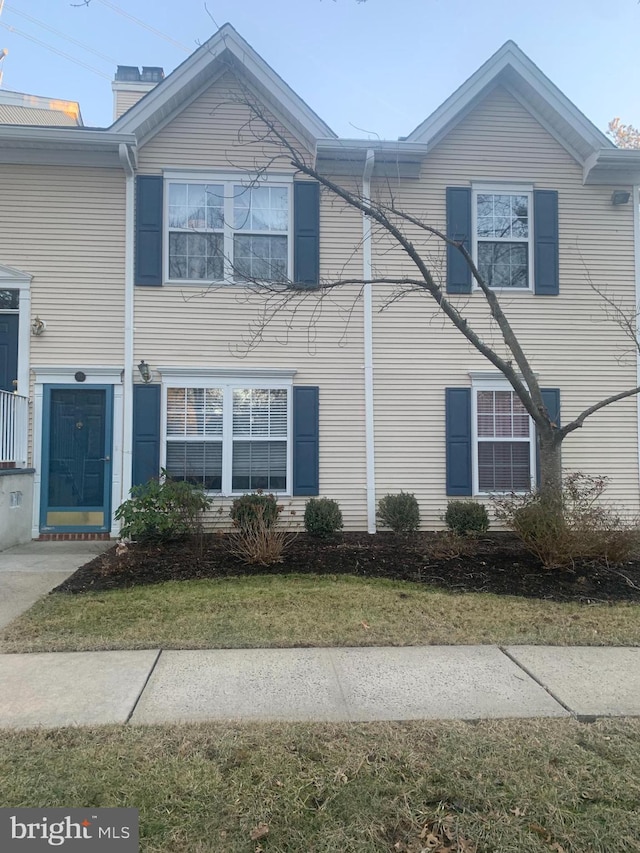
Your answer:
[2,718,640,852]
[2,574,639,653]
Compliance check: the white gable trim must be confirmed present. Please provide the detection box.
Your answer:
[111,24,335,142]
[405,41,612,161]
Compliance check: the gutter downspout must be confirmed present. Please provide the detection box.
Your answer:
[363,149,376,533]
[634,185,640,504]
[119,143,136,524]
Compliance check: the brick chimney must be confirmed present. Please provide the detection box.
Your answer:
[112,65,164,121]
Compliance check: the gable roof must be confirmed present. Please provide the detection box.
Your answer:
[110,23,335,147]
[404,41,613,164]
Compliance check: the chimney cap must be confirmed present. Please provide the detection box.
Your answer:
[141,66,164,83]
[115,65,141,82]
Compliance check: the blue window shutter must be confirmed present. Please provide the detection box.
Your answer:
[446,187,472,294]
[132,384,161,487]
[294,182,320,287]
[536,388,561,487]
[446,388,472,496]
[135,175,163,286]
[293,386,319,495]
[534,190,559,295]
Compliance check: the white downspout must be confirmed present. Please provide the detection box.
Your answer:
[634,185,640,503]
[119,143,135,517]
[363,149,376,533]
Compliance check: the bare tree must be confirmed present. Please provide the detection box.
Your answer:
[217,78,640,511]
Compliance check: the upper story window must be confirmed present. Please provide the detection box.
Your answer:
[473,186,532,290]
[166,178,291,284]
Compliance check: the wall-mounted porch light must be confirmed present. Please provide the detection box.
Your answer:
[611,190,631,206]
[137,360,152,383]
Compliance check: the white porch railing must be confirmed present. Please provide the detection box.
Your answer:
[0,390,28,467]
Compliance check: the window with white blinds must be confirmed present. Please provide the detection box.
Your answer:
[164,384,290,493]
[474,388,534,493]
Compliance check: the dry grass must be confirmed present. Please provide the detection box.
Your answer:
[1,574,639,653]
[1,718,639,852]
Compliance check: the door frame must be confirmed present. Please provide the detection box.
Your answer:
[32,367,124,538]
[40,384,113,533]
[0,264,31,397]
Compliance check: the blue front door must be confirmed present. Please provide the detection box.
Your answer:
[41,386,113,532]
[0,313,19,393]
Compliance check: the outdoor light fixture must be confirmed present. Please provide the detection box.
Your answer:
[31,316,46,336]
[137,360,152,383]
[611,190,631,206]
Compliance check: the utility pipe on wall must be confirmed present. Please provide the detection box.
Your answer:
[362,149,376,533]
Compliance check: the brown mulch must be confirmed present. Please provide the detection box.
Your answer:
[54,532,640,604]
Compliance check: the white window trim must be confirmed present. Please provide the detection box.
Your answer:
[471,183,534,293]
[163,171,294,286]
[471,377,536,496]
[160,372,294,496]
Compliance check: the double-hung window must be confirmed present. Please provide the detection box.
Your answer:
[164,380,291,493]
[473,185,532,290]
[166,176,291,284]
[473,386,535,493]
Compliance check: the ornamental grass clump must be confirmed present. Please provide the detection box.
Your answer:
[228,492,293,565]
[304,498,343,537]
[377,492,421,534]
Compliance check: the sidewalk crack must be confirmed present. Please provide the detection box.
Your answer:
[125,649,162,724]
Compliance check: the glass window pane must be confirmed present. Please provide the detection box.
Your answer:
[168,184,187,205]
[167,388,223,437]
[0,290,19,310]
[169,233,223,281]
[233,388,288,437]
[166,441,222,491]
[478,241,528,288]
[233,235,288,282]
[232,441,287,491]
[478,442,530,492]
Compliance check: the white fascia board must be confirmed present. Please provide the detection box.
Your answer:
[583,149,640,185]
[0,126,136,146]
[112,24,335,142]
[405,41,612,158]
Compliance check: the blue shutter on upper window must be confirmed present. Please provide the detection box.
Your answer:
[445,388,472,496]
[293,181,320,287]
[446,187,472,294]
[292,386,319,495]
[535,388,561,487]
[132,384,161,487]
[533,190,559,295]
[135,175,163,286]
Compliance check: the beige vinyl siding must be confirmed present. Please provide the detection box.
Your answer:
[0,165,125,471]
[135,79,367,528]
[0,165,126,366]
[114,89,148,120]
[138,73,310,175]
[370,86,639,526]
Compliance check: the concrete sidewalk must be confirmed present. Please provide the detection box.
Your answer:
[0,645,638,729]
[0,540,111,630]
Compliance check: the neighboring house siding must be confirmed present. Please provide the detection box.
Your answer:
[370,86,639,524]
[133,77,368,528]
[0,165,126,366]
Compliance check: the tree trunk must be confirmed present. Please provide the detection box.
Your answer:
[537,430,563,509]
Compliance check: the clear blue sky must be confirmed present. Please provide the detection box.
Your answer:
[0,0,638,139]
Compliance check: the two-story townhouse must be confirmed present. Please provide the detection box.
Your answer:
[1,24,640,543]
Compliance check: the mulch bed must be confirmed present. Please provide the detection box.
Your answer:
[54,532,640,604]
